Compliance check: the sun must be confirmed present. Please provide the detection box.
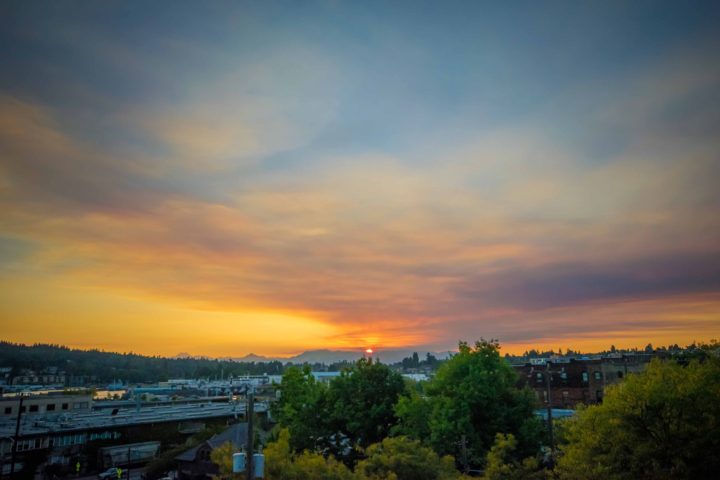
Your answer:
[365,348,373,354]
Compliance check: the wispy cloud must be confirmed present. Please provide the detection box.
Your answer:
[1,2,719,355]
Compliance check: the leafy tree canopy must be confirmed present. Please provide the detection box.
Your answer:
[272,359,407,461]
[261,429,465,480]
[271,365,328,452]
[482,433,545,480]
[325,358,407,448]
[395,340,543,469]
[356,436,462,480]
[556,357,720,480]
[210,442,245,480]
[262,428,354,480]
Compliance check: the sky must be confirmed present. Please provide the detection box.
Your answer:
[1,1,719,357]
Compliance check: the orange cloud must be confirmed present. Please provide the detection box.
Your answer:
[1,37,720,357]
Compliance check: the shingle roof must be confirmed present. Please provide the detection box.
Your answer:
[175,423,248,462]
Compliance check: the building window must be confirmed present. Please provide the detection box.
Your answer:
[594,371,602,381]
[4,407,11,414]
[617,371,624,379]
[29,405,39,412]
[61,403,69,410]
[20,406,26,413]
[536,373,543,383]
[47,404,56,411]
[582,372,588,382]
[17,439,41,451]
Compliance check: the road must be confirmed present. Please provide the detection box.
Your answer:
[75,467,147,480]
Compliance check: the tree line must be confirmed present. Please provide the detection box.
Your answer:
[0,342,437,384]
[0,342,286,383]
[2,340,713,385]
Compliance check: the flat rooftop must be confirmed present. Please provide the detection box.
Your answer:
[0,400,267,438]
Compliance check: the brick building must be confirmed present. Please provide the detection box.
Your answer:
[513,353,654,409]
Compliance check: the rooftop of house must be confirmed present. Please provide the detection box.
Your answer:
[175,422,248,462]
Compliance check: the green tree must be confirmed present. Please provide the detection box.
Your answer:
[210,442,245,480]
[272,360,407,462]
[396,340,543,469]
[271,365,328,452]
[483,434,545,480]
[264,428,354,480]
[325,358,407,449]
[393,391,432,441]
[356,436,462,480]
[556,357,720,480]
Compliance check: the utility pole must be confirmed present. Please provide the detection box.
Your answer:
[10,394,24,477]
[545,362,554,451]
[245,389,254,480]
[459,435,469,474]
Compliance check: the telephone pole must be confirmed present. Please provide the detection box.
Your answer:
[459,435,469,474]
[245,389,254,480]
[545,361,554,451]
[10,394,25,477]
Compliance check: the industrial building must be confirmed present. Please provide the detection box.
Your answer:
[0,398,266,477]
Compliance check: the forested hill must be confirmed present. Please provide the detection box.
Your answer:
[0,341,286,383]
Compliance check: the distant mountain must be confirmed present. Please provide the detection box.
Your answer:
[288,349,364,364]
[228,349,453,364]
[233,353,274,362]
[225,350,358,364]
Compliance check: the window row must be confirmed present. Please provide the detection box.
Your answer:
[534,371,605,383]
[3,401,89,415]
